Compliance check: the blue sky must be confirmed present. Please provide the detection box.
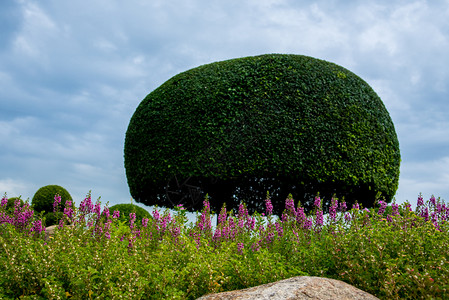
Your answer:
[1,0,448,212]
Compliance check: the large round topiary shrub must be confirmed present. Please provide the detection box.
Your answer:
[32,185,72,214]
[124,54,401,215]
[109,203,151,225]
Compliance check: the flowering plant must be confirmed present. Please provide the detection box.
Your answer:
[0,192,448,299]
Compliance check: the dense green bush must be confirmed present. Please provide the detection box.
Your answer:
[109,203,151,224]
[124,54,401,215]
[31,185,72,214]
[42,211,64,227]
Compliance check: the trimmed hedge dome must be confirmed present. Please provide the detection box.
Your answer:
[124,54,401,215]
[32,185,72,214]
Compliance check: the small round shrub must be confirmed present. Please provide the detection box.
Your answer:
[32,185,72,214]
[109,203,151,225]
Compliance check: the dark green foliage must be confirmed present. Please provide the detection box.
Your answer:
[31,185,72,214]
[43,211,64,227]
[124,54,401,215]
[109,203,151,224]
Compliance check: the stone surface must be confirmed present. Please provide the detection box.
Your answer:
[196,276,379,300]
[44,224,74,240]
[44,224,58,239]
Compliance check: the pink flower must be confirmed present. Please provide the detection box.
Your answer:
[329,197,338,221]
[64,200,74,219]
[102,207,110,219]
[237,242,244,254]
[218,206,227,225]
[152,209,160,221]
[417,194,424,207]
[285,195,296,216]
[265,197,273,216]
[0,196,7,207]
[142,217,149,228]
[377,200,387,215]
[315,209,323,227]
[430,196,436,207]
[275,221,283,237]
[53,194,62,212]
[339,201,347,212]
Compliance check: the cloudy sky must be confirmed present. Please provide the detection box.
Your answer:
[1,0,448,212]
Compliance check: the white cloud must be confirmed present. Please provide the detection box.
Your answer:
[12,2,59,60]
[1,0,448,210]
[396,156,449,206]
[0,178,31,201]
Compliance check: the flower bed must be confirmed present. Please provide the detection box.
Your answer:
[0,192,448,299]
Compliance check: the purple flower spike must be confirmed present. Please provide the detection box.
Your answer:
[420,207,429,221]
[275,221,283,237]
[30,219,44,234]
[285,195,296,216]
[339,201,347,213]
[296,207,306,224]
[102,207,110,219]
[79,195,94,214]
[238,203,248,219]
[237,242,244,254]
[218,206,227,225]
[314,196,321,209]
[392,203,400,216]
[142,217,149,228]
[303,218,313,230]
[64,200,74,220]
[53,194,62,212]
[238,218,244,229]
[203,199,210,211]
[329,197,338,222]
[94,201,101,217]
[1,196,7,207]
[344,212,352,222]
[417,194,424,207]
[316,209,323,227]
[129,212,136,227]
[431,212,437,224]
[430,196,436,207]
[112,210,120,219]
[265,197,273,216]
[152,209,160,221]
[377,200,387,215]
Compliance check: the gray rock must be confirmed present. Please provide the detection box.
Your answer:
[196,276,379,300]
[44,224,58,240]
[44,224,75,240]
